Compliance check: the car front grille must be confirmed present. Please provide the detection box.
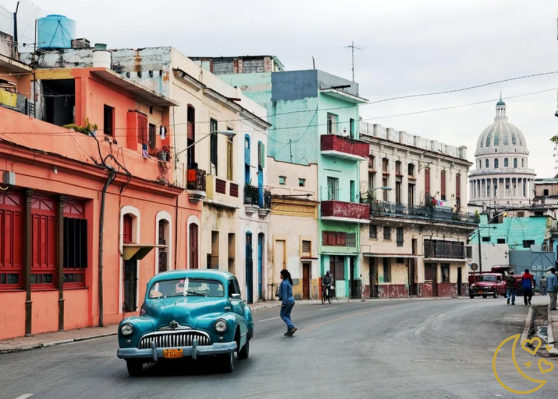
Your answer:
[138,331,212,349]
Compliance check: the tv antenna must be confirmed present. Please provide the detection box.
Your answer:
[344,41,362,82]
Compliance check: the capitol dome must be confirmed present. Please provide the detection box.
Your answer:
[469,99,536,207]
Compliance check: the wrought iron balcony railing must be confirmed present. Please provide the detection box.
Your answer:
[367,200,479,224]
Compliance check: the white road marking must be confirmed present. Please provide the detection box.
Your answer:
[415,326,425,335]
[14,395,33,399]
[258,317,280,322]
[521,306,533,343]
[319,307,337,311]
[436,313,446,318]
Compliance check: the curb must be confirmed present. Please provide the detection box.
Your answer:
[548,310,558,356]
[0,332,117,355]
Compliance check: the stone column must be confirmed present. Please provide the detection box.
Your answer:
[24,189,34,336]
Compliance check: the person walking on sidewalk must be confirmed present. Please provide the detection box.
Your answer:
[278,269,297,336]
[540,274,547,296]
[522,269,535,305]
[506,271,516,305]
[547,267,558,311]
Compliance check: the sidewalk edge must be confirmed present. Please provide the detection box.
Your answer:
[0,332,117,355]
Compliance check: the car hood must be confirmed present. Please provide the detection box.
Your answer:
[144,296,229,330]
[472,282,496,287]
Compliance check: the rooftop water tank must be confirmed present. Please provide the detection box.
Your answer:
[37,14,76,50]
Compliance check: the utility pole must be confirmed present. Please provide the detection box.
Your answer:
[344,41,362,82]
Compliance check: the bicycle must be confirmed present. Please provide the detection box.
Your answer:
[321,284,332,304]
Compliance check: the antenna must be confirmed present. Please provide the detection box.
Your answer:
[344,41,362,82]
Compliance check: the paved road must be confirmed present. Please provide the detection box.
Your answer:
[1,297,557,399]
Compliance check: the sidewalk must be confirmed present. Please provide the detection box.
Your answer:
[547,307,558,356]
[0,296,457,354]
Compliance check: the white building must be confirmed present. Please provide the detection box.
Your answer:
[469,100,536,208]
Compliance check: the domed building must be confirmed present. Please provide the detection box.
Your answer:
[469,100,536,206]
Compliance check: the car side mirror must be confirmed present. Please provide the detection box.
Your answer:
[230,293,241,300]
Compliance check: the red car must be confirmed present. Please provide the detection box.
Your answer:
[469,273,506,298]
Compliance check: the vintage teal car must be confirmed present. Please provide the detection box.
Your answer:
[116,269,254,376]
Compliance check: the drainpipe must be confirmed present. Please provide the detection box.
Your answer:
[98,168,116,327]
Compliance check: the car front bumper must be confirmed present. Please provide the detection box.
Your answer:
[117,341,237,362]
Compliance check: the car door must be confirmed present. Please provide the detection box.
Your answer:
[228,278,248,340]
[496,276,505,294]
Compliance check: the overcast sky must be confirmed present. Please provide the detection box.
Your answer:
[5,0,558,177]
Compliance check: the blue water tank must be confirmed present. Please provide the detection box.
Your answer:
[37,14,76,49]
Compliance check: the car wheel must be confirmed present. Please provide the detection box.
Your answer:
[126,360,143,376]
[238,338,250,360]
[493,292,498,299]
[469,295,474,299]
[482,294,488,298]
[221,351,234,373]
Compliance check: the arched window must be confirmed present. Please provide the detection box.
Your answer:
[123,214,133,244]
[514,158,517,168]
[503,132,508,146]
[189,223,199,269]
[485,159,489,168]
[511,133,517,145]
[157,219,169,273]
[485,133,492,147]
[244,135,251,185]
[494,131,499,146]
[494,159,499,169]
[504,158,508,167]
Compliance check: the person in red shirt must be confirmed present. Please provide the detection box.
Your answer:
[522,269,535,306]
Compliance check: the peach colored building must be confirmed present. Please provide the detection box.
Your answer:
[0,64,204,340]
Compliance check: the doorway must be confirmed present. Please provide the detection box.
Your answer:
[302,263,311,299]
[245,233,253,304]
[123,257,138,312]
[258,233,264,301]
[457,267,462,296]
[424,263,437,297]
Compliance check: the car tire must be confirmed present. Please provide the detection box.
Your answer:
[469,295,474,299]
[482,294,488,298]
[221,351,234,373]
[238,338,250,360]
[493,292,498,299]
[126,360,143,376]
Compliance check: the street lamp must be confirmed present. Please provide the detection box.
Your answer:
[470,211,507,273]
[175,130,236,158]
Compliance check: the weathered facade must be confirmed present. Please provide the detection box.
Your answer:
[359,122,477,298]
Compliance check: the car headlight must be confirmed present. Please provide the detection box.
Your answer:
[215,319,228,333]
[120,323,134,336]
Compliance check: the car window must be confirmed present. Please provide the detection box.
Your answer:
[149,278,224,298]
[480,276,496,282]
[233,278,242,295]
[228,280,237,296]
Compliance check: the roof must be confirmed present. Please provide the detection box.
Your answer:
[0,54,32,74]
[189,55,285,71]
[150,269,234,284]
[476,100,528,154]
[496,100,506,106]
[320,88,368,104]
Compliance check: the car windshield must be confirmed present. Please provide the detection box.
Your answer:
[148,278,224,299]
[479,275,497,282]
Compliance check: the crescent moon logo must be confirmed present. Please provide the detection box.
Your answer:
[492,334,547,394]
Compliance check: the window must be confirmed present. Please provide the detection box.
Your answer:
[494,131,499,146]
[243,58,264,73]
[148,123,156,150]
[382,258,391,283]
[503,132,508,146]
[213,60,234,75]
[424,167,431,197]
[369,225,377,239]
[187,105,196,168]
[31,196,56,287]
[383,227,391,240]
[395,182,402,204]
[244,135,251,184]
[258,141,265,169]
[103,105,114,136]
[0,192,22,289]
[346,233,356,248]
[210,119,218,175]
[441,264,450,282]
[327,113,338,134]
[514,158,517,168]
[330,256,345,282]
[123,214,133,244]
[327,177,339,200]
[322,231,346,247]
[485,133,492,147]
[544,189,550,196]
[396,227,404,247]
[368,155,375,170]
[494,159,499,168]
[350,180,356,202]
[511,133,517,145]
[456,173,461,206]
[299,178,306,187]
[157,219,169,274]
[350,118,355,138]
[189,223,199,269]
[408,164,415,178]
[504,158,508,167]
[63,217,87,286]
[227,128,234,181]
[382,158,389,173]
[209,231,219,269]
[408,183,415,207]
[497,238,506,244]
[395,161,402,176]
[302,240,311,255]
[279,176,286,185]
[523,240,535,248]
[396,258,404,264]
[137,112,148,146]
[440,170,446,200]
[482,237,490,242]
[383,178,389,201]
[228,233,235,274]
[368,172,375,190]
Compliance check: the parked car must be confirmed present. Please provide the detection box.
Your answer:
[469,273,506,298]
[116,270,254,376]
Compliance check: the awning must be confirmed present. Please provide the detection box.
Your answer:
[363,253,421,258]
[123,244,167,261]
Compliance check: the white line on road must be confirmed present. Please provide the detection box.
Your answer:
[436,313,446,318]
[521,306,533,343]
[319,307,337,311]
[414,326,425,335]
[259,317,280,322]
[14,394,33,399]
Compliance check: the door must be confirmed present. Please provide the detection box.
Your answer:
[302,263,310,299]
[123,257,138,312]
[369,258,377,298]
[350,257,357,298]
[424,263,437,297]
[245,233,253,304]
[408,259,416,296]
[327,177,339,200]
[257,233,264,300]
[457,267,462,296]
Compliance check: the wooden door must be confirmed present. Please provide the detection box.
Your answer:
[425,263,437,296]
[302,263,310,299]
[457,267,462,296]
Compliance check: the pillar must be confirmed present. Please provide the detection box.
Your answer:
[56,195,66,331]
[24,188,34,336]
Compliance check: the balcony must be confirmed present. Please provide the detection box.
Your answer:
[205,175,241,209]
[369,201,479,225]
[424,239,468,260]
[186,168,207,203]
[320,134,369,161]
[244,185,272,217]
[321,200,370,223]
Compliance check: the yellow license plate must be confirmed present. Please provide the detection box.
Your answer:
[163,349,183,359]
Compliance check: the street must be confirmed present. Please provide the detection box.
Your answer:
[1,297,557,399]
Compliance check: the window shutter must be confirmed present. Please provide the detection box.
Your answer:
[258,142,265,169]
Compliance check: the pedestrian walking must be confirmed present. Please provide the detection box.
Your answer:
[522,269,535,305]
[278,269,297,336]
[547,267,558,311]
[541,274,547,296]
[506,271,516,305]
